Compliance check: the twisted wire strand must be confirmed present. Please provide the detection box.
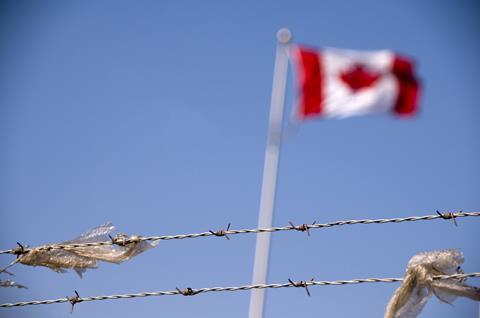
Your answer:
[1,273,479,308]
[1,211,478,255]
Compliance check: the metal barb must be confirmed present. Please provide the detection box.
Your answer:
[289,221,316,236]
[436,210,458,226]
[67,290,81,314]
[176,287,198,296]
[109,234,128,246]
[288,278,314,296]
[456,266,467,283]
[209,223,231,240]
[12,243,26,258]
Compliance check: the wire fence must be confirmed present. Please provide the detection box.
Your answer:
[1,211,478,256]
[1,272,479,310]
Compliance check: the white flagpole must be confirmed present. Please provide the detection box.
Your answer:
[248,28,291,318]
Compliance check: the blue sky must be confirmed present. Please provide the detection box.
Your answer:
[0,1,479,317]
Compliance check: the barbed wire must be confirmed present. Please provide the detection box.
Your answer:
[1,210,478,256]
[1,272,479,310]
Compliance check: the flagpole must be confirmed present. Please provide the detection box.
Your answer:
[248,28,291,318]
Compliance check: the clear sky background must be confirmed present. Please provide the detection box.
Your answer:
[0,1,479,317]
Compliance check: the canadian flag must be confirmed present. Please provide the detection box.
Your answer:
[293,46,420,119]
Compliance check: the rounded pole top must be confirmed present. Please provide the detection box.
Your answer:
[276,28,292,44]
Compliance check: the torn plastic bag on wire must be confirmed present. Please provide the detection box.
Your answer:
[16,222,158,277]
[384,249,480,318]
[0,279,27,289]
[0,268,27,289]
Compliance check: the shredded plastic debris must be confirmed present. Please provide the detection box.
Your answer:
[384,249,480,318]
[0,279,27,289]
[13,222,157,277]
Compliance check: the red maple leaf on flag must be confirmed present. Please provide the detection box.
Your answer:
[340,64,381,92]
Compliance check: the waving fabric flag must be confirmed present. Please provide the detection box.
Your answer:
[293,46,420,119]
